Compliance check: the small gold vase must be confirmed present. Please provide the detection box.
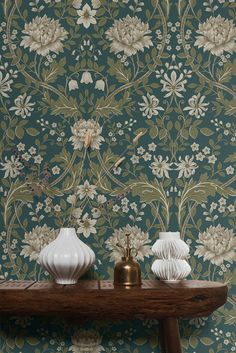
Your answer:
[114,234,142,287]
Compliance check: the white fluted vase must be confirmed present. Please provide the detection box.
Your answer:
[151,231,191,282]
[38,227,95,284]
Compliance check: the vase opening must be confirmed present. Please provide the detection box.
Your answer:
[159,231,180,240]
[60,227,75,231]
[58,227,78,238]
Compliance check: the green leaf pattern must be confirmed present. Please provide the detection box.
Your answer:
[0,0,235,352]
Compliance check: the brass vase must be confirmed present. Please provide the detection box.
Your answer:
[114,234,142,287]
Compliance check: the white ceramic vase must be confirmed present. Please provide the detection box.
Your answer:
[151,231,191,282]
[38,227,95,284]
[151,259,191,282]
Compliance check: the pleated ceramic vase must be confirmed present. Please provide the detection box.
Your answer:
[151,231,191,282]
[38,227,95,284]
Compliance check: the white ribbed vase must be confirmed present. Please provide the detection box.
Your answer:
[152,231,189,259]
[38,227,95,284]
[151,231,191,282]
[151,259,191,282]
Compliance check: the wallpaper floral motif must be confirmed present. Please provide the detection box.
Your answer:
[0,0,236,352]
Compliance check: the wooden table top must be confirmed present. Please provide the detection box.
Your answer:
[0,279,227,320]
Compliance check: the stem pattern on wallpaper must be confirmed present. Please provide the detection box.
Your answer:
[0,0,235,352]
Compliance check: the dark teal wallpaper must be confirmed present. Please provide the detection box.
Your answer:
[0,0,236,352]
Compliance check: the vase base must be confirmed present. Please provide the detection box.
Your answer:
[160,279,184,283]
[55,279,78,285]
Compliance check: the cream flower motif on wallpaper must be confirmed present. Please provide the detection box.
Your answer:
[92,0,101,9]
[80,71,93,84]
[0,156,23,178]
[138,93,164,119]
[76,4,97,28]
[9,93,35,118]
[176,155,198,178]
[77,213,97,238]
[69,79,79,91]
[150,156,172,178]
[194,225,236,265]
[71,207,83,219]
[20,225,58,261]
[183,93,209,119]
[72,0,82,9]
[69,329,104,353]
[77,180,97,200]
[160,71,187,98]
[194,15,236,56]
[105,225,152,262]
[105,15,153,56]
[20,15,68,56]
[0,71,13,97]
[95,79,105,91]
[69,119,104,150]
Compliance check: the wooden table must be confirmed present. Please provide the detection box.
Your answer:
[0,279,227,353]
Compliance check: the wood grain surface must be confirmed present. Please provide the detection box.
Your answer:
[0,280,227,320]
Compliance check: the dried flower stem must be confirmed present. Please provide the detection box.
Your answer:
[114,157,125,168]
[133,131,144,143]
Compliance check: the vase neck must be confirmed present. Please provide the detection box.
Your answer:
[58,227,77,238]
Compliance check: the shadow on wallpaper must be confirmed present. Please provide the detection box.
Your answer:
[0,0,235,352]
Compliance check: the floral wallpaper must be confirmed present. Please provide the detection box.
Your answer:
[0,0,236,352]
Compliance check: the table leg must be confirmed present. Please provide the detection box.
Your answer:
[159,318,182,353]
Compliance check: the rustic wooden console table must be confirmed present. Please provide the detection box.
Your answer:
[0,279,227,353]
